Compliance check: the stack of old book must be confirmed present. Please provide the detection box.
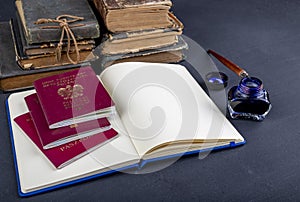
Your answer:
[13,0,100,70]
[92,0,187,67]
[14,66,118,169]
[0,0,101,91]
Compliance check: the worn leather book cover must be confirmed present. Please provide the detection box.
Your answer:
[33,66,115,129]
[0,21,86,92]
[11,16,97,70]
[16,0,100,44]
[93,0,173,32]
[14,12,96,56]
[25,93,112,149]
[100,12,183,55]
[14,112,118,169]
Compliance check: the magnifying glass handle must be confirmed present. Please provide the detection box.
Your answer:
[207,49,249,78]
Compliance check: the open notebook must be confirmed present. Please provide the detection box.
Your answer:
[6,62,245,196]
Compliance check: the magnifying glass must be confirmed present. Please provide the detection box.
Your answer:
[207,49,272,121]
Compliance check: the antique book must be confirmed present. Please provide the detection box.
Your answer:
[105,50,184,66]
[99,35,188,68]
[10,18,96,70]
[33,66,115,129]
[23,40,95,56]
[16,49,96,70]
[93,0,174,32]
[14,112,118,169]
[100,13,183,55]
[7,62,245,196]
[15,0,100,44]
[25,93,112,149]
[0,21,85,92]
[14,12,96,56]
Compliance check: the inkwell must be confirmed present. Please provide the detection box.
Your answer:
[207,50,272,121]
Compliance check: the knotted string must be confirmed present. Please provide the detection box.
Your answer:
[34,15,85,64]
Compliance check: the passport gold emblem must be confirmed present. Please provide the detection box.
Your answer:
[58,84,84,100]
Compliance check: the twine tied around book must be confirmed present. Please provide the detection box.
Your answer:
[34,15,85,64]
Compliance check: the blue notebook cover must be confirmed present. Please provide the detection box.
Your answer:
[6,97,245,197]
[6,62,246,197]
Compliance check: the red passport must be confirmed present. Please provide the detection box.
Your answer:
[33,66,115,129]
[25,93,112,149]
[14,113,118,169]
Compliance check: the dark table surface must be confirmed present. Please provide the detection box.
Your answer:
[1,0,300,201]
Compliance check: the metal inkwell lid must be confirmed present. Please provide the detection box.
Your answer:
[205,71,228,90]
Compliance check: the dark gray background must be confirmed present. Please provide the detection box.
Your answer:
[1,0,300,201]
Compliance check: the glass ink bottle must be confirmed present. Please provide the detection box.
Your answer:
[227,77,271,121]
